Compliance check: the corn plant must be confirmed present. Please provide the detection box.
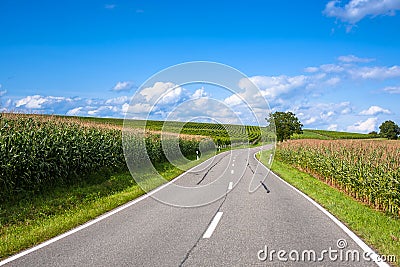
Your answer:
[0,113,214,201]
[277,139,400,217]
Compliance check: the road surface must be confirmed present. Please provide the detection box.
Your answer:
[1,145,382,266]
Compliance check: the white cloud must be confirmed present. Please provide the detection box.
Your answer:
[87,105,119,116]
[327,124,338,131]
[304,117,317,125]
[338,55,375,63]
[140,82,180,102]
[159,86,184,104]
[122,103,130,113]
[15,95,69,109]
[324,0,400,25]
[191,87,208,99]
[16,95,45,108]
[105,96,129,105]
[321,111,335,120]
[382,85,400,94]
[320,64,345,73]
[0,89,7,97]
[341,107,352,114]
[127,103,153,113]
[223,94,243,107]
[304,67,319,73]
[347,117,378,133]
[12,94,130,118]
[349,65,400,79]
[325,77,341,86]
[292,101,353,128]
[112,81,134,92]
[243,75,307,99]
[359,105,391,115]
[166,97,244,125]
[1,98,11,112]
[66,107,83,116]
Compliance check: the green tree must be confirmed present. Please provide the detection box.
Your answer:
[266,111,303,142]
[368,131,379,138]
[379,120,400,140]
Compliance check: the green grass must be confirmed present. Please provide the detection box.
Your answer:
[67,115,272,145]
[292,130,332,140]
[0,149,219,260]
[257,150,399,266]
[297,129,377,139]
[0,142,265,261]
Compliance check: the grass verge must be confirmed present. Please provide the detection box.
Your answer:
[0,150,222,261]
[257,150,399,266]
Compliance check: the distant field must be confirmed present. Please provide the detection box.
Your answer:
[0,113,211,201]
[293,129,377,140]
[69,115,271,145]
[0,113,272,200]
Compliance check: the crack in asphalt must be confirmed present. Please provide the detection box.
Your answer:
[247,162,255,174]
[260,181,271,193]
[179,181,230,266]
[248,158,271,193]
[196,153,228,185]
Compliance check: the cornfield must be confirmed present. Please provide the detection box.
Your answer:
[0,113,212,201]
[277,139,400,217]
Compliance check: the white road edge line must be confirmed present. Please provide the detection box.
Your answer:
[253,151,389,267]
[228,182,233,191]
[0,151,232,266]
[202,212,223,239]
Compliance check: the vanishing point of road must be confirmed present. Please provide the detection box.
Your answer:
[1,145,383,266]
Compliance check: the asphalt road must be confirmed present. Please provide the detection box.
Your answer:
[2,145,382,266]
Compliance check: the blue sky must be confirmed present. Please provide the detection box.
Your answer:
[1,0,400,132]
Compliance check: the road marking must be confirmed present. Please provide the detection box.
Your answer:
[232,163,234,167]
[231,170,234,174]
[253,151,389,267]
[203,212,223,239]
[228,182,233,190]
[0,151,234,266]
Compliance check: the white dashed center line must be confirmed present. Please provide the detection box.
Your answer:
[228,182,233,190]
[203,212,223,239]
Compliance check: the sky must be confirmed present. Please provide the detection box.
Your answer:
[1,0,400,132]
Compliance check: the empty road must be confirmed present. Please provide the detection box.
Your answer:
[1,145,382,266]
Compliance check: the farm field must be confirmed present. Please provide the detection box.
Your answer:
[277,139,400,217]
[2,112,398,264]
[292,129,377,140]
[1,112,250,258]
[3,113,256,201]
[258,150,400,266]
[259,138,400,265]
[74,115,270,145]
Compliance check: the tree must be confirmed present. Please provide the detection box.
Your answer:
[368,131,379,138]
[266,111,303,142]
[379,120,400,140]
